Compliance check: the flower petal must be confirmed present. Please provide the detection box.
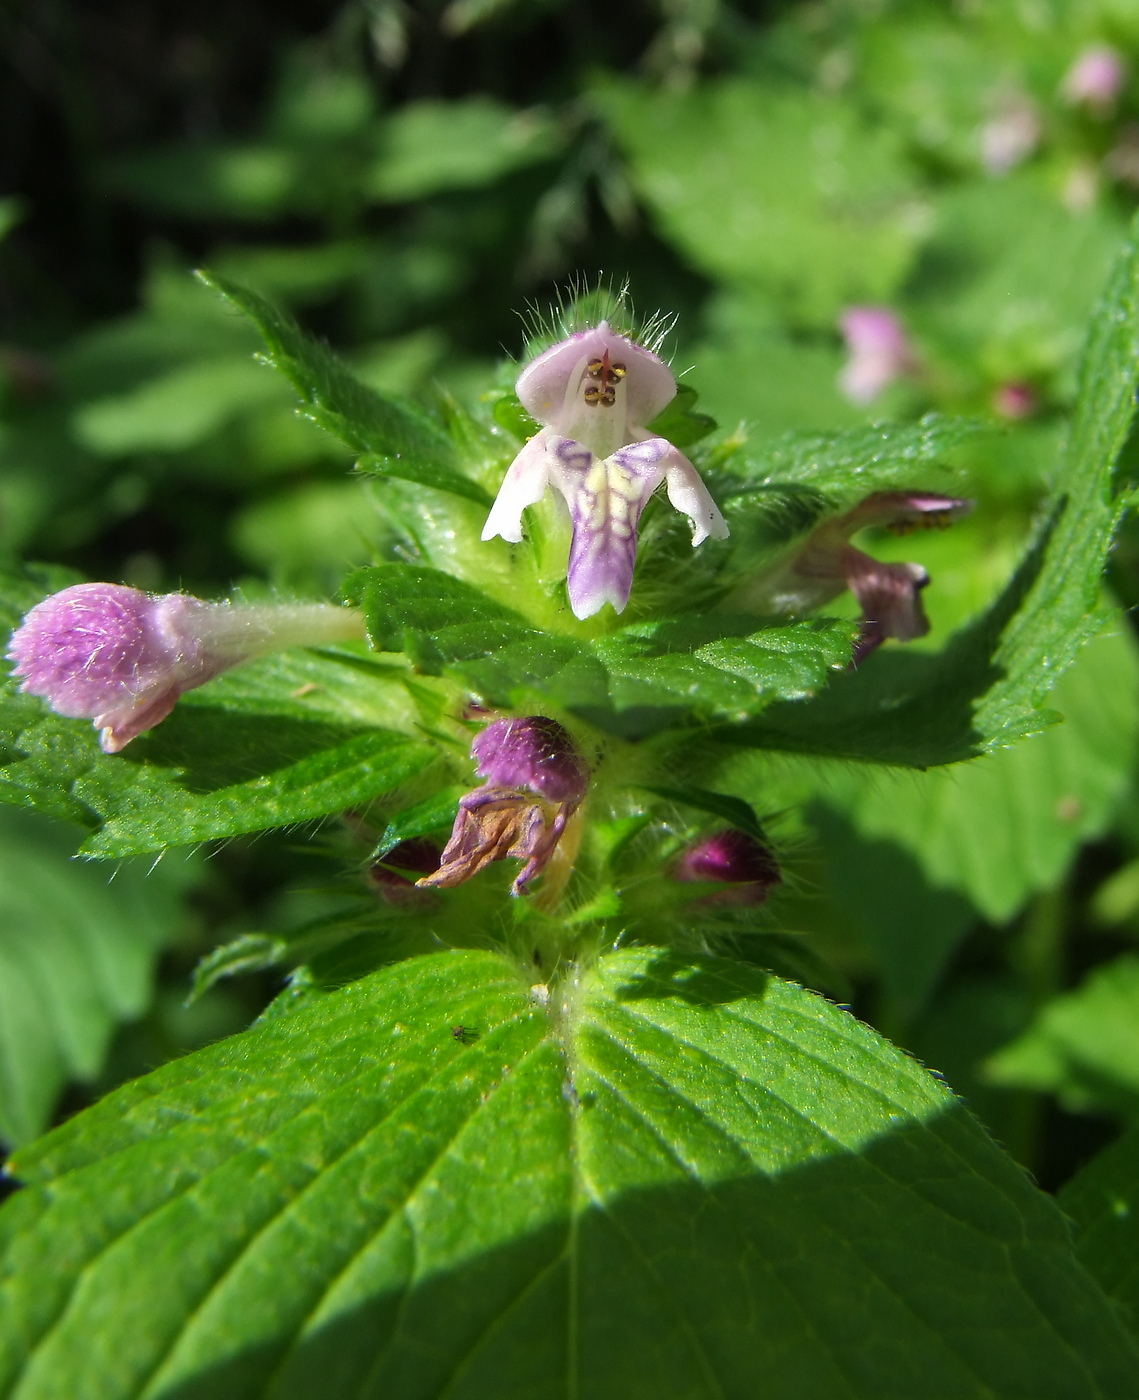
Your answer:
[547,435,667,619]
[481,431,552,544]
[844,547,930,663]
[655,439,731,546]
[517,321,676,431]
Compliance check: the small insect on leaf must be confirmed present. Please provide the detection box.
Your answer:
[452,1024,480,1045]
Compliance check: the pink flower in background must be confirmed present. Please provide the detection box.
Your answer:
[418,716,588,896]
[738,491,973,666]
[838,307,915,404]
[674,828,781,906]
[980,100,1040,174]
[482,322,728,619]
[8,582,366,752]
[1062,45,1127,113]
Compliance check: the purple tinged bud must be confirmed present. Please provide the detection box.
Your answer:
[8,583,366,752]
[369,839,444,905]
[838,307,914,405]
[419,715,588,896]
[1063,45,1127,112]
[470,716,589,805]
[992,382,1037,420]
[674,829,781,907]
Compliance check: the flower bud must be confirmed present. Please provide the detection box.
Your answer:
[980,100,1040,175]
[368,839,444,905]
[674,829,781,906]
[470,716,589,805]
[419,715,587,896]
[8,582,366,753]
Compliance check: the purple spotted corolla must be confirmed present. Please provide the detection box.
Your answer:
[418,716,588,896]
[482,322,729,619]
[8,582,366,752]
[734,492,972,665]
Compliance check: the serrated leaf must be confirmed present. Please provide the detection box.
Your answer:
[720,413,984,505]
[198,272,492,505]
[726,212,1139,765]
[0,809,198,1147]
[2,947,1137,1398]
[81,727,434,858]
[1059,1124,1139,1338]
[813,623,1139,923]
[345,564,851,736]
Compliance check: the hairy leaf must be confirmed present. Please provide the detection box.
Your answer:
[1,948,1136,1398]
[198,272,491,505]
[346,563,852,736]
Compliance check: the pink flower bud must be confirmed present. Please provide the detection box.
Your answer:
[8,583,366,752]
[1062,45,1127,113]
[419,716,588,896]
[674,829,781,906]
[992,382,1037,420]
[838,307,914,404]
[368,839,444,905]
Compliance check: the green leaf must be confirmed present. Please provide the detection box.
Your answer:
[80,724,434,859]
[726,212,1139,766]
[374,787,465,857]
[811,623,1139,923]
[985,955,1139,1116]
[639,784,765,839]
[1059,1124,1139,1338]
[345,564,852,737]
[365,98,562,201]
[2,947,1137,1398]
[0,808,198,1147]
[721,413,984,506]
[599,79,925,324]
[197,272,492,505]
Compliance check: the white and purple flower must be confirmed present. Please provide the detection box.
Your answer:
[482,321,729,619]
[8,582,366,752]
